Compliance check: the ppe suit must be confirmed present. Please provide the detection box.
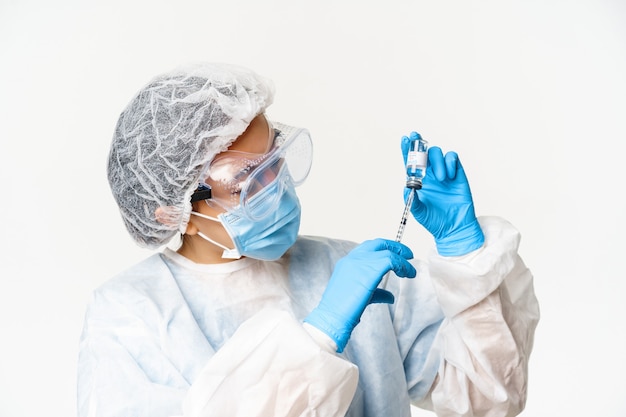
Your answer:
[78,216,539,417]
[85,62,539,417]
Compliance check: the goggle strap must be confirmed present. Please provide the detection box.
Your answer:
[190,188,212,203]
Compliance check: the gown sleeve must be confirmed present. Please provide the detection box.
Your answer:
[182,309,358,417]
[79,280,357,417]
[414,216,540,417]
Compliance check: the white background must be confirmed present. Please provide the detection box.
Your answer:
[1,0,625,416]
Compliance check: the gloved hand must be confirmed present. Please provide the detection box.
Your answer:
[304,239,416,353]
[402,132,485,256]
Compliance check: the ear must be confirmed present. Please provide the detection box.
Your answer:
[154,206,198,235]
[154,206,178,226]
[184,218,199,236]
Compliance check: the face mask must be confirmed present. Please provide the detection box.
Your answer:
[191,181,301,261]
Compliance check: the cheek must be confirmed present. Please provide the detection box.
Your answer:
[201,200,225,216]
[247,160,284,197]
[209,221,235,247]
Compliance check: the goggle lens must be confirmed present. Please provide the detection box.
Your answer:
[193,121,312,220]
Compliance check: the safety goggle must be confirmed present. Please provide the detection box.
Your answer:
[192,121,313,220]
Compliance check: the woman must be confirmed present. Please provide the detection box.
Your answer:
[78,62,539,417]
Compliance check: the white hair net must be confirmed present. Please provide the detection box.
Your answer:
[108,63,275,248]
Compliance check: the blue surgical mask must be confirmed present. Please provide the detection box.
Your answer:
[191,180,301,261]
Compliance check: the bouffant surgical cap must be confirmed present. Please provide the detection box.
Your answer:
[107,63,275,248]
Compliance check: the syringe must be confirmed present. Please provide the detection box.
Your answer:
[395,192,415,242]
[395,133,428,243]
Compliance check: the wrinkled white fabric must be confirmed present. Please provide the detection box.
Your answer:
[414,217,540,416]
[183,309,358,417]
[77,216,539,417]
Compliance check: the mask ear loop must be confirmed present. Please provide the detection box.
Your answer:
[195,231,231,252]
[191,211,235,254]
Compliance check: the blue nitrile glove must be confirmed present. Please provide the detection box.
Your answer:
[401,133,485,256]
[304,239,416,353]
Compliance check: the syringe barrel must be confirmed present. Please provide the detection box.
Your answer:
[395,191,415,242]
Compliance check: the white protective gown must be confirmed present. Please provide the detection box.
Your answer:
[77,216,539,417]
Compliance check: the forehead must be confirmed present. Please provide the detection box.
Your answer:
[226,114,273,154]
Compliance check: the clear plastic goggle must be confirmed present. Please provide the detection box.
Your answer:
[191,121,313,220]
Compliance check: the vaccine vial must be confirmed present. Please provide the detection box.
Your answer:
[405,133,428,189]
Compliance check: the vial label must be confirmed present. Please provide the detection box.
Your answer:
[407,151,428,167]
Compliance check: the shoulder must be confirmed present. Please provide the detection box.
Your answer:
[289,235,357,262]
[285,236,357,313]
[87,253,173,314]
[286,235,357,280]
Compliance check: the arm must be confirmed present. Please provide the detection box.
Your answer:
[182,309,359,417]
[79,279,358,417]
[418,217,539,416]
[400,135,539,416]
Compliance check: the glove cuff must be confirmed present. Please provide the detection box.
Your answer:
[435,220,485,256]
[304,309,356,353]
